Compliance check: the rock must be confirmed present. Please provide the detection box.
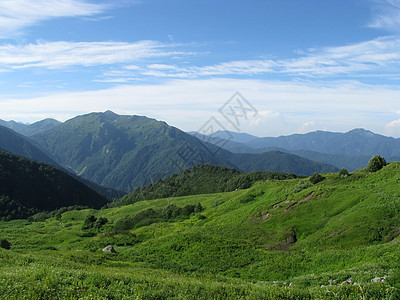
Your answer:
[341,278,354,285]
[102,245,117,253]
[371,276,388,283]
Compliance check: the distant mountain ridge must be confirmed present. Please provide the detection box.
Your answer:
[191,129,400,171]
[31,111,337,192]
[0,118,61,136]
[0,124,58,166]
[246,128,400,157]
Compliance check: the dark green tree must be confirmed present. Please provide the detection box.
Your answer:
[366,155,386,172]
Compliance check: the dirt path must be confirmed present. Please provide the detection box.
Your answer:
[283,191,315,213]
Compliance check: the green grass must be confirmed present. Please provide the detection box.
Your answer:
[1,163,400,298]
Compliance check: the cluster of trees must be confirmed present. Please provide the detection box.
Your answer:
[113,164,299,207]
[0,150,107,220]
[115,203,203,231]
[0,195,38,221]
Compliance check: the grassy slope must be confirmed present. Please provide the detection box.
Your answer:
[1,163,400,298]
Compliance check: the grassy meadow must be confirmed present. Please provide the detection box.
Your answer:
[1,163,400,299]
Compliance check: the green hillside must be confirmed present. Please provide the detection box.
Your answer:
[32,111,337,192]
[0,162,400,298]
[0,150,108,220]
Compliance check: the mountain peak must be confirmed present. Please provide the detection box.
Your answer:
[347,128,375,136]
[98,110,119,122]
[104,110,117,116]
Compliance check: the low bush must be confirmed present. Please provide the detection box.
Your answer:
[0,239,11,250]
[310,173,325,184]
[294,181,312,193]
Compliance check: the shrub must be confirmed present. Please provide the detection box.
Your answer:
[0,239,11,250]
[367,155,386,172]
[82,215,97,230]
[194,202,203,213]
[338,168,349,178]
[294,181,312,193]
[310,173,325,184]
[94,217,108,230]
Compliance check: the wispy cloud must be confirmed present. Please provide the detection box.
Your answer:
[98,36,400,81]
[369,0,400,32]
[0,0,111,38]
[0,40,188,69]
[0,34,398,84]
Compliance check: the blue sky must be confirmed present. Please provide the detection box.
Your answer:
[0,0,400,137]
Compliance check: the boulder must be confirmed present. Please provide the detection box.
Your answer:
[102,245,117,253]
[371,276,388,283]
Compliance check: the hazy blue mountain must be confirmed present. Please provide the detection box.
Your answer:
[189,130,259,144]
[192,129,400,171]
[189,131,257,153]
[32,111,337,192]
[0,118,61,136]
[222,150,337,175]
[0,150,108,220]
[0,125,58,166]
[0,120,28,134]
[247,129,400,157]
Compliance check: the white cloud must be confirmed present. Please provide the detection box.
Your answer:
[299,121,315,133]
[0,0,110,38]
[384,119,400,136]
[0,40,187,69]
[1,78,400,137]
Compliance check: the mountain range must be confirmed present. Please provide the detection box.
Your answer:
[29,111,337,192]
[2,111,399,194]
[190,129,400,171]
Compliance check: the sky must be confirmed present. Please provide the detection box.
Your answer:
[0,0,400,137]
